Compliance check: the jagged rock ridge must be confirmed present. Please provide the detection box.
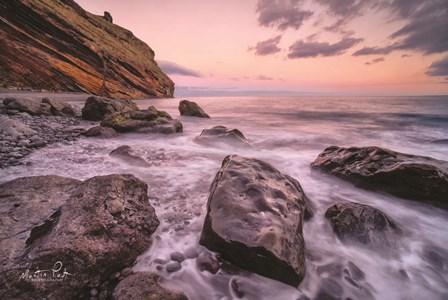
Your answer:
[0,0,174,99]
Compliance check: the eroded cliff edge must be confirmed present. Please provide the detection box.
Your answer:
[0,0,174,98]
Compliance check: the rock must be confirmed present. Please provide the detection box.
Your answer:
[1,0,174,98]
[42,97,76,117]
[85,126,119,139]
[195,125,250,147]
[0,174,159,299]
[199,155,308,287]
[112,272,187,300]
[170,252,185,262]
[196,252,220,274]
[178,100,210,118]
[184,247,199,259]
[311,146,448,209]
[110,145,148,166]
[0,115,37,137]
[82,96,139,121]
[103,11,113,23]
[101,106,183,134]
[166,262,182,273]
[3,98,51,115]
[325,202,399,248]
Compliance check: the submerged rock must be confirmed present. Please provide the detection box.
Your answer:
[199,155,308,286]
[311,146,448,209]
[178,100,210,118]
[113,272,187,300]
[82,96,139,121]
[101,106,183,134]
[195,125,250,147]
[0,174,159,299]
[85,125,119,138]
[325,202,399,248]
[110,145,148,166]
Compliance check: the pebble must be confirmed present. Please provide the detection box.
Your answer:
[165,262,181,273]
[90,288,98,296]
[170,251,185,262]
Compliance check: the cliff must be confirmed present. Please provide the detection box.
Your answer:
[0,0,174,98]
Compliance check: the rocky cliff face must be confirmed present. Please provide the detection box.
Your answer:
[0,0,174,98]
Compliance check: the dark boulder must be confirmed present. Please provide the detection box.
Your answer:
[110,145,148,166]
[42,97,77,117]
[113,272,187,300]
[311,146,448,209]
[104,11,113,23]
[3,97,51,116]
[195,125,250,147]
[101,106,182,134]
[0,174,159,299]
[85,125,119,138]
[178,99,210,118]
[199,155,308,287]
[82,96,139,121]
[325,202,399,248]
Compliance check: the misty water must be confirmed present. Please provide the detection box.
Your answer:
[2,95,448,299]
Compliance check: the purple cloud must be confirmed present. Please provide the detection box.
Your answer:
[256,0,313,31]
[426,55,448,80]
[250,35,283,56]
[157,60,202,77]
[288,37,363,58]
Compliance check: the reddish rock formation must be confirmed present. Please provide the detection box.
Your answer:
[0,0,174,99]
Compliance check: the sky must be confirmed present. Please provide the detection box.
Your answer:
[76,0,448,96]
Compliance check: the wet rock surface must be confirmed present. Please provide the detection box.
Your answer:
[0,99,84,168]
[200,155,308,286]
[325,202,399,249]
[195,125,251,147]
[110,145,148,166]
[85,125,119,138]
[0,174,159,299]
[82,96,139,121]
[113,272,187,300]
[178,99,210,118]
[311,146,448,209]
[101,106,183,134]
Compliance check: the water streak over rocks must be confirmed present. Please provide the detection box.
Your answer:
[311,146,448,209]
[0,174,159,299]
[200,155,308,287]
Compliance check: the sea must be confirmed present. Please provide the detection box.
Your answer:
[1,95,448,300]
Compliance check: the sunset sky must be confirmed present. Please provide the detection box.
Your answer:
[76,0,448,96]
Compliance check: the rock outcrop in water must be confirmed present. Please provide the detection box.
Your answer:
[195,125,251,147]
[85,125,119,139]
[325,202,399,249]
[200,155,308,287]
[178,100,210,118]
[0,0,174,98]
[311,146,448,209]
[0,174,159,299]
[101,106,183,134]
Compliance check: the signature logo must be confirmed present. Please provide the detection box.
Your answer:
[19,261,74,282]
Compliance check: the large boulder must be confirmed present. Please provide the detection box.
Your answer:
[82,96,139,121]
[101,106,183,134]
[0,115,37,137]
[113,272,187,300]
[311,146,448,209]
[178,100,210,118]
[195,125,250,147]
[325,202,399,249]
[42,97,77,117]
[0,174,159,299]
[199,155,308,287]
[3,98,51,116]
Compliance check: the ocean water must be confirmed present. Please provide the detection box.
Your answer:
[1,95,448,299]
